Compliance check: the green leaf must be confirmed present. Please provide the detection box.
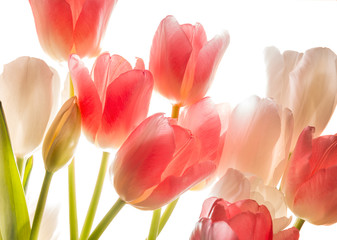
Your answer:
[0,102,31,240]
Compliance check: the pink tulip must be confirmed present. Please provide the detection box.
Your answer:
[29,0,117,61]
[218,96,293,186]
[281,126,337,225]
[149,15,230,106]
[112,98,221,210]
[68,53,153,149]
[190,197,273,240]
[265,47,337,149]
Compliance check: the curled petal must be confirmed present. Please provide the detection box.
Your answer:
[69,54,102,142]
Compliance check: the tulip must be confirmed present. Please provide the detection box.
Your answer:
[281,126,337,225]
[212,168,291,234]
[112,98,221,210]
[149,15,230,106]
[43,97,81,172]
[29,0,117,61]
[0,56,60,158]
[69,53,153,149]
[190,198,273,240]
[265,47,337,149]
[218,96,293,186]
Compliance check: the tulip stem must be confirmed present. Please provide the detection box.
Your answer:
[157,198,179,236]
[16,156,25,179]
[68,158,78,240]
[30,170,54,240]
[294,218,305,231]
[88,198,126,240]
[79,151,110,240]
[148,208,162,240]
[23,156,33,192]
[171,104,181,119]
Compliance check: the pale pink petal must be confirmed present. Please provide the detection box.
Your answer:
[293,166,337,225]
[133,161,216,210]
[0,57,59,157]
[112,114,175,203]
[273,227,299,240]
[185,31,230,105]
[289,48,337,142]
[96,70,153,148]
[73,0,117,57]
[149,15,192,102]
[211,168,251,203]
[29,0,73,60]
[281,126,314,210]
[219,96,281,184]
[265,46,303,106]
[68,54,102,142]
[268,107,293,186]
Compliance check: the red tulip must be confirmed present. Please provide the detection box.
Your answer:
[281,126,337,225]
[112,98,221,210]
[68,53,153,149]
[190,197,273,240]
[29,0,117,61]
[149,15,230,106]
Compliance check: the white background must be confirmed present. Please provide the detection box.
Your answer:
[1,0,337,239]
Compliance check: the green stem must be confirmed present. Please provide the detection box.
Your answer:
[16,157,25,179]
[294,218,305,231]
[171,104,181,119]
[68,158,78,240]
[69,74,74,97]
[79,151,110,240]
[158,198,179,236]
[23,156,33,193]
[30,171,54,240]
[88,198,125,240]
[148,208,162,240]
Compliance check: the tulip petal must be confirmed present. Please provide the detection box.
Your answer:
[281,126,314,209]
[293,166,337,225]
[68,54,102,142]
[0,57,58,157]
[112,114,175,203]
[92,53,132,103]
[96,70,153,148]
[273,227,299,240]
[265,47,303,106]
[212,168,251,203]
[220,96,281,184]
[133,161,216,210]
[289,48,337,141]
[179,97,221,165]
[149,15,192,101]
[185,31,230,105]
[74,0,117,57]
[29,0,73,60]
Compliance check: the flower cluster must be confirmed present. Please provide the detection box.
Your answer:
[0,1,337,240]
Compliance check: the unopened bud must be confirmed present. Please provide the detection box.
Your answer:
[42,97,81,172]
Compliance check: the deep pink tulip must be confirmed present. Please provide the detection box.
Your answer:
[112,98,221,210]
[190,197,273,240]
[282,126,337,225]
[149,15,230,106]
[68,53,153,149]
[29,0,117,61]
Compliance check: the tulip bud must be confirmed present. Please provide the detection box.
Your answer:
[42,97,81,172]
